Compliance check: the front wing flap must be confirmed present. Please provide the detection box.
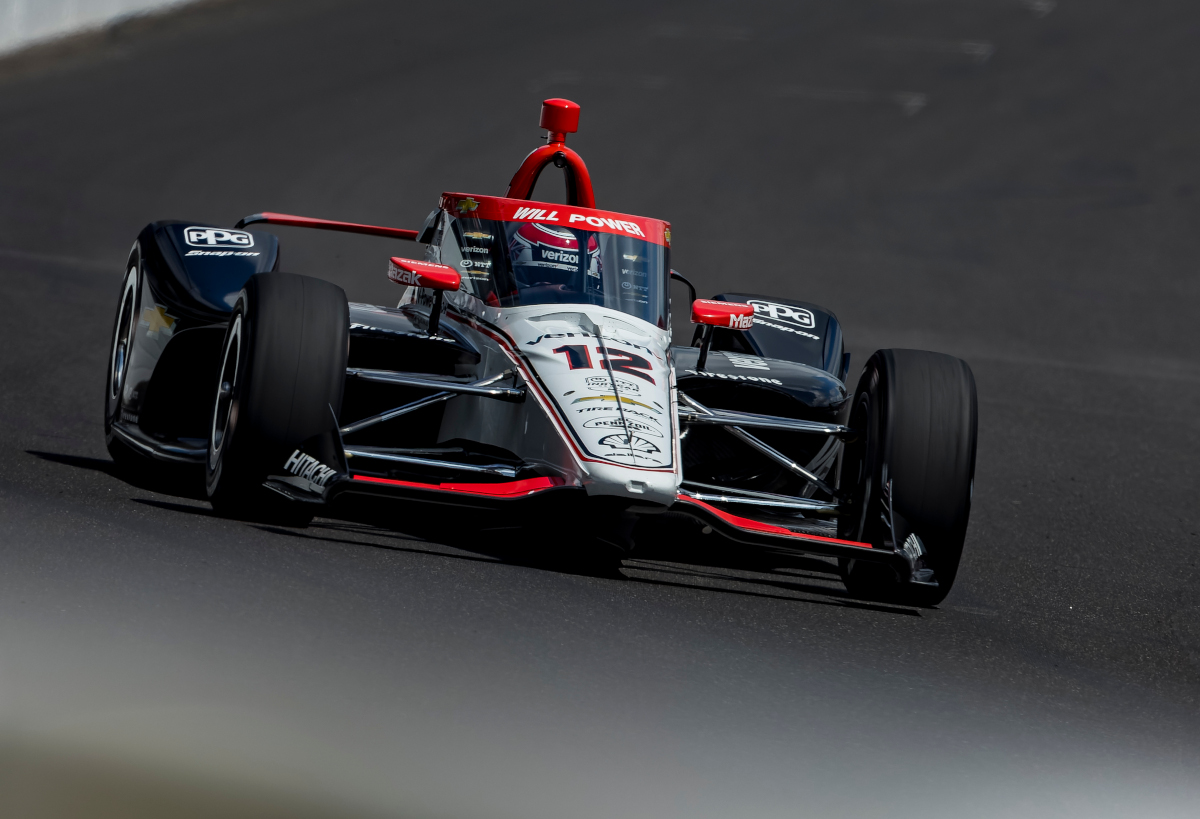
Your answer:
[671,495,921,582]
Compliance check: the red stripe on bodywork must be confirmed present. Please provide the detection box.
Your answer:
[677,496,873,548]
[351,474,564,497]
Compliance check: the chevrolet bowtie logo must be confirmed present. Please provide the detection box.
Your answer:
[140,305,176,337]
[456,197,479,213]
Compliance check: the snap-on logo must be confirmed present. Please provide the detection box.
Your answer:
[748,300,815,329]
[185,227,254,248]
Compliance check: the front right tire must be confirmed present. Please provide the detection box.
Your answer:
[838,349,978,606]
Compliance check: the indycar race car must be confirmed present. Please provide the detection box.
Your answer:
[104,98,977,605]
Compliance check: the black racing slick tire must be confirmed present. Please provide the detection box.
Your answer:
[104,250,151,471]
[837,349,978,606]
[205,272,348,524]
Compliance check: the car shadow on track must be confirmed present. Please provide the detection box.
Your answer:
[260,518,922,617]
[27,450,207,500]
[29,450,921,617]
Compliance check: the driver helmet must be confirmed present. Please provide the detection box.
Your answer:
[508,223,602,285]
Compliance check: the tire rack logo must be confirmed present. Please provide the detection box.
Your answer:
[185,227,254,248]
[748,300,815,329]
[573,404,662,425]
[284,450,337,487]
[583,417,663,438]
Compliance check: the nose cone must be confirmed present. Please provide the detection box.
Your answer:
[507,307,679,505]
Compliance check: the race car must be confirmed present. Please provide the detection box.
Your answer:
[104,98,977,605]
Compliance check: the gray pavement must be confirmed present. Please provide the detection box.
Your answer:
[0,1,1198,816]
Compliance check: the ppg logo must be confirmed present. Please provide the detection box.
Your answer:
[748,299,815,329]
[184,227,255,248]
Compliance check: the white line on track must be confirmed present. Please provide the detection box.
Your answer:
[862,36,996,64]
[1023,0,1056,17]
[776,86,929,116]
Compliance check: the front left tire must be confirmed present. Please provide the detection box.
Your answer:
[104,251,147,470]
[206,272,349,524]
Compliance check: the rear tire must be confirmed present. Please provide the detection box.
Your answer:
[206,273,349,525]
[838,349,978,606]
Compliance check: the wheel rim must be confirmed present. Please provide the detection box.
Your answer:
[109,267,138,405]
[209,313,242,468]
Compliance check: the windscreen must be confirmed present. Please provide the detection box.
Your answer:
[437,215,669,329]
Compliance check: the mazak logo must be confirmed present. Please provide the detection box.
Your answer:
[184,227,254,248]
[389,267,424,286]
[728,312,754,330]
[748,300,815,329]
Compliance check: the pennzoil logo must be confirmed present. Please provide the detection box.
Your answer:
[582,417,663,438]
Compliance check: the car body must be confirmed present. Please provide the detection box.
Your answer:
[105,99,977,604]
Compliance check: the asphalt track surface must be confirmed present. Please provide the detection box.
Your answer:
[0,1,1198,816]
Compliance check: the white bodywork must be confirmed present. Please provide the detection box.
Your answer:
[410,289,682,507]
